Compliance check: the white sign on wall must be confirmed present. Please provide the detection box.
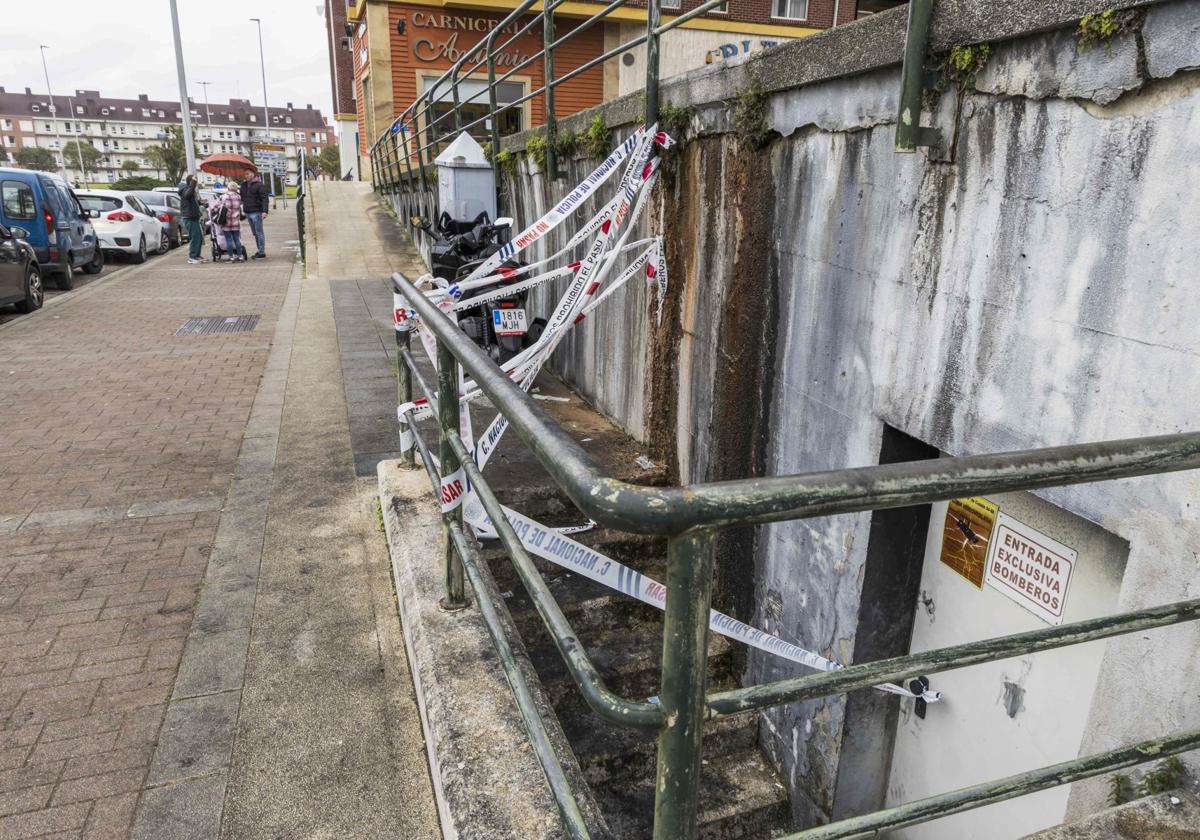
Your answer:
[984,512,1076,625]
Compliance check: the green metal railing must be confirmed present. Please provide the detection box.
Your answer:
[392,270,1200,840]
[373,1,1200,836]
[368,0,728,217]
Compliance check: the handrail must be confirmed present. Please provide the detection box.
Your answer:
[374,2,1200,836]
[787,727,1200,839]
[449,521,593,840]
[391,267,1200,839]
[394,272,1200,535]
[705,596,1200,716]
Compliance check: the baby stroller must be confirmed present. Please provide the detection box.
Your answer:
[208,203,247,262]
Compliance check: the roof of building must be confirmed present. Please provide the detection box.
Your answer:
[0,87,329,130]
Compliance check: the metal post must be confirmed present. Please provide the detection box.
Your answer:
[167,1,198,177]
[417,100,433,218]
[66,97,88,184]
[198,80,213,156]
[251,17,286,208]
[396,325,415,470]
[894,0,940,152]
[486,50,503,213]
[451,69,463,134]
[37,46,68,180]
[652,529,715,840]
[437,338,467,610]
[644,0,662,127]
[543,4,558,181]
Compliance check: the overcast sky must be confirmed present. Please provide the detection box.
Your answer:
[7,1,334,118]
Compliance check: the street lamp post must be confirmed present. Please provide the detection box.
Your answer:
[38,46,68,180]
[250,17,286,209]
[66,96,88,184]
[168,0,198,178]
[198,81,214,154]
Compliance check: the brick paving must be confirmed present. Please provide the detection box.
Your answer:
[0,216,295,839]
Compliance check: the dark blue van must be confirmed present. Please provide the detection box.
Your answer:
[0,168,103,290]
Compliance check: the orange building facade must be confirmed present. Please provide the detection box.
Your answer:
[343,0,855,171]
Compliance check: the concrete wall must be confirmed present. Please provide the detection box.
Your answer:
[609,22,801,97]
[499,0,1200,829]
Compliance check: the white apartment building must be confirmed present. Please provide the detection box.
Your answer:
[0,87,330,186]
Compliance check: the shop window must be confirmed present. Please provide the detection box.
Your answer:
[422,77,524,144]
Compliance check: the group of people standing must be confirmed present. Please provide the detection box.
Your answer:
[179,172,271,265]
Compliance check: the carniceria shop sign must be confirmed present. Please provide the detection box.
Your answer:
[409,12,535,67]
[984,512,1076,626]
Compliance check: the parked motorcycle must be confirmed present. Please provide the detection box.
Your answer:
[413,202,546,363]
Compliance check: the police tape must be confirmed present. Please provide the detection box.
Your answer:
[444,237,660,308]
[460,128,646,285]
[394,127,938,703]
[458,495,940,703]
[397,139,664,423]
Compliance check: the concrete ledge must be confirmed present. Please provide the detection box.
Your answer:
[504,0,1176,149]
[1021,790,1200,838]
[378,460,607,840]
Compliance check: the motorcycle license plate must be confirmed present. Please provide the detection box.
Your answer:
[492,308,528,336]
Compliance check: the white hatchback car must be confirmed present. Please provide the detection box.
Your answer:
[75,190,168,263]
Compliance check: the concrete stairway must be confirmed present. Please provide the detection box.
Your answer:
[481,518,793,840]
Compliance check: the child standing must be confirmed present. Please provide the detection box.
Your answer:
[218,183,245,262]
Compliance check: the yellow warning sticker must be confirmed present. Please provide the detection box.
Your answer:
[939,497,998,588]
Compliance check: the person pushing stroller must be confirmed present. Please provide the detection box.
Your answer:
[209,182,247,262]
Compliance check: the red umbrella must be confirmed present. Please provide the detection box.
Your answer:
[199,153,257,178]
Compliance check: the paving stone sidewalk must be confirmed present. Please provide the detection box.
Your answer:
[0,219,294,838]
[0,199,439,839]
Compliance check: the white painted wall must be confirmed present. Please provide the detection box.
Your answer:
[613,22,797,97]
[886,491,1128,839]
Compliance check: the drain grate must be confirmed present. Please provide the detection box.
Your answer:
[175,315,260,336]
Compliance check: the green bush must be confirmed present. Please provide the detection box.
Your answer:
[112,175,171,191]
[1077,9,1141,51]
[525,135,548,170]
[729,77,774,151]
[554,131,579,159]
[494,149,517,178]
[659,103,695,141]
[940,43,992,91]
[582,115,611,160]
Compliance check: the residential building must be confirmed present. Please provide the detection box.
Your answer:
[0,87,331,187]
[336,0,862,174]
[325,0,361,179]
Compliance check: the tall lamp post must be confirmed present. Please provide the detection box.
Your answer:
[250,17,286,209]
[66,95,88,184]
[38,46,68,180]
[168,0,198,178]
[198,80,214,156]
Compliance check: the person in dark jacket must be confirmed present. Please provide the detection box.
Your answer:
[180,175,205,264]
[241,172,270,259]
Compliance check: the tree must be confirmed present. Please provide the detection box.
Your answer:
[15,146,58,172]
[0,148,8,163]
[120,160,141,178]
[62,140,102,176]
[145,125,194,186]
[317,145,341,180]
[112,175,170,191]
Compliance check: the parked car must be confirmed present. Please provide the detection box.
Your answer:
[132,191,184,247]
[75,190,167,263]
[0,222,42,313]
[0,167,102,289]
